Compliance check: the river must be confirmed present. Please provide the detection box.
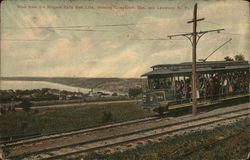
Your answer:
[0,80,91,93]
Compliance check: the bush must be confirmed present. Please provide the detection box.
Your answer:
[102,110,113,123]
[0,108,6,115]
[21,99,31,112]
[235,54,245,61]
[21,122,28,130]
[7,106,12,111]
[128,88,142,97]
[34,108,39,114]
[12,107,16,112]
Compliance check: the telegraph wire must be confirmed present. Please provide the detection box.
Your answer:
[203,20,221,25]
[3,23,152,30]
[131,38,186,41]
[2,39,48,42]
[54,29,116,32]
[221,32,241,36]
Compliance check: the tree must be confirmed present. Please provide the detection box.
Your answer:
[224,56,234,61]
[102,110,113,123]
[128,88,142,97]
[224,54,245,62]
[0,107,6,115]
[21,99,31,112]
[234,54,245,61]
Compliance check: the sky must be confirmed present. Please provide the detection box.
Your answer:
[1,0,249,78]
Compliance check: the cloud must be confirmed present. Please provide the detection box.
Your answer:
[150,47,191,63]
[122,64,149,78]
[101,41,121,49]
[22,15,58,28]
[103,48,138,63]
[1,41,12,51]
[3,37,94,72]
[46,38,93,59]
[128,13,192,39]
[20,58,45,65]
[1,0,249,78]
[198,1,249,35]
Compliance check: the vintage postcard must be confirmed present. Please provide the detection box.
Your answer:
[0,0,249,159]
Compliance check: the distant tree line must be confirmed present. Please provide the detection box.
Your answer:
[0,88,80,103]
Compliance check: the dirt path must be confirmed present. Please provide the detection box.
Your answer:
[15,99,138,110]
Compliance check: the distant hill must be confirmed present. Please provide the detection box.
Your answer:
[1,77,146,93]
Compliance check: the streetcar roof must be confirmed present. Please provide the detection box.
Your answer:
[151,61,249,69]
[141,64,250,77]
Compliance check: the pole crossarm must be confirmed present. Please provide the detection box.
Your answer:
[187,18,205,23]
[167,29,225,39]
[196,28,225,35]
[183,35,193,46]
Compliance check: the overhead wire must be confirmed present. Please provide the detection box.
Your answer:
[2,23,154,41]
[2,39,48,42]
[203,20,221,25]
[3,23,151,30]
[221,32,241,36]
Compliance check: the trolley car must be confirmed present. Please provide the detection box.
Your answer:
[141,61,250,115]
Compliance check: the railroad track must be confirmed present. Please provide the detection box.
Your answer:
[2,93,248,146]
[0,116,159,147]
[5,103,249,160]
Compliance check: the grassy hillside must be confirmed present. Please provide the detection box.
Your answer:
[0,102,153,138]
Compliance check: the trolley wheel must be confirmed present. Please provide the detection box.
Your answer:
[158,107,164,117]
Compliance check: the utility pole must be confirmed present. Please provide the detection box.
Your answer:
[191,3,198,115]
[168,3,224,115]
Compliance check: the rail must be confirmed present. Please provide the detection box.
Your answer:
[6,106,249,160]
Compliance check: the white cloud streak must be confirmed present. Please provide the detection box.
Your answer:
[1,0,249,77]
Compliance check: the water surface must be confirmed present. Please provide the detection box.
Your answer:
[0,80,90,93]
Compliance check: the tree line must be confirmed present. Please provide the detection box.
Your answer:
[224,54,245,61]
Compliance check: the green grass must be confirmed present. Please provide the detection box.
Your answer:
[85,118,250,160]
[0,102,154,138]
